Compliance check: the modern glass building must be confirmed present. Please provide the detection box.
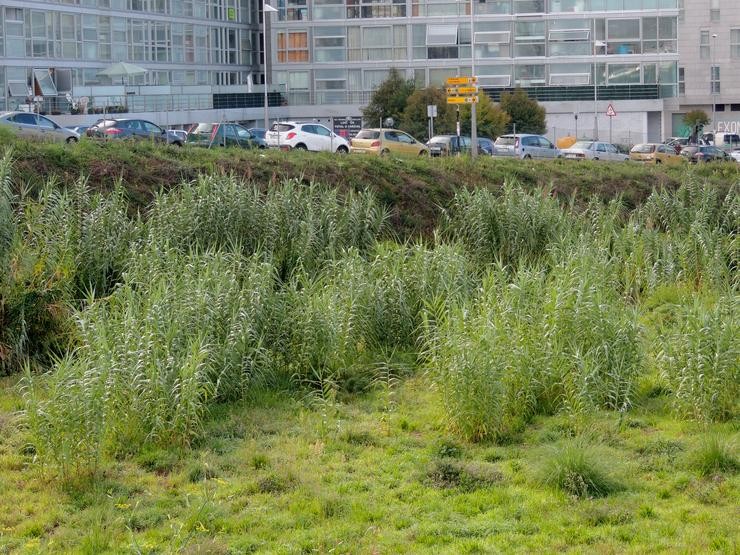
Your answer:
[271,0,681,142]
[0,0,279,126]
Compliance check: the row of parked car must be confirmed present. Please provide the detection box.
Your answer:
[2,111,739,165]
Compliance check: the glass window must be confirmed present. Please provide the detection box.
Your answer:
[731,29,740,59]
[700,30,710,60]
[37,116,56,129]
[607,63,640,84]
[710,66,720,94]
[14,114,38,125]
[277,30,309,62]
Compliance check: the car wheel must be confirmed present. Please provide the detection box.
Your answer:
[66,136,78,144]
[172,141,182,147]
[523,154,532,160]
[419,150,428,157]
[655,159,662,164]
[380,148,390,157]
[593,157,599,161]
[336,145,348,154]
[295,143,307,150]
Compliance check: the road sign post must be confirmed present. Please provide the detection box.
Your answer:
[446,76,479,156]
[606,103,616,144]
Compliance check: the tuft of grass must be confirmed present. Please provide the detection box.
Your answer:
[686,436,738,477]
[538,439,623,499]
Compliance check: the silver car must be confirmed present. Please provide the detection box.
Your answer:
[0,111,79,143]
[493,134,560,159]
[561,141,629,162]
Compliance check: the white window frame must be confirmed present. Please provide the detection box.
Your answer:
[474,31,510,44]
[548,29,590,42]
[549,72,590,85]
[426,24,458,46]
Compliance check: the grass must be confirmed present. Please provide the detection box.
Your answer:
[1,375,738,553]
[0,142,737,551]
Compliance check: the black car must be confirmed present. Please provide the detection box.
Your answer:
[477,137,495,156]
[87,119,183,146]
[680,145,731,163]
[186,123,260,149]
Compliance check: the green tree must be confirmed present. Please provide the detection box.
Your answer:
[500,89,547,135]
[361,68,415,128]
[400,87,456,141]
[460,93,511,139]
[683,109,710,129]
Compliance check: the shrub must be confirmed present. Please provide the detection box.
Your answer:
[539,439,623,498]
[686,436,738,476]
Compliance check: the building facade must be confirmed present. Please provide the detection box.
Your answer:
[0,0,279,127]
[270,0,681,143]
[674,0,740,136]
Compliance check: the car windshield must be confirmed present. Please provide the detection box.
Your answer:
[632,144,655,153]
[428,136,450,144]
[270,123,294,132]
[355,130,380,140]
[191,124,215,134]
[495,136,516,146]
[571,142,594,150]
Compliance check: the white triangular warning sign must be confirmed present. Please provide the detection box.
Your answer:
[606,104,617,117]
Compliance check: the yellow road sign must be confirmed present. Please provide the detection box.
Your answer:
[446,86,479,95]
[447,95,479,104]
[446,76,478,86]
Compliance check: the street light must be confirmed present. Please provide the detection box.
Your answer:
[711,33,718,141]
[262,1,278,132]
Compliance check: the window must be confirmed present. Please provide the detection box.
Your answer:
[731,29,740,59]
[678,66,685,95]
[710,0,719,22]
[33,69,57,96]
[314,26,346,62]
[515,20,545,57]
[606,19,640,55]
[607,63,640,84]
[700,30,710,60]
[37,116,56,129]
[277,30,309,62]
[13,114,38,125]
[711,66,720,94]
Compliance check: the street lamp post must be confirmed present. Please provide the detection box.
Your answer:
[469,0,478,157]
[711,33,718,141]
[262,1,278,132]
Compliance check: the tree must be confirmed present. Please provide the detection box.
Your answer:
[459,93,511,139]
[500,89,547,135]
[400,87,456,141]
[361,68,415,128]
[683,110,710,143]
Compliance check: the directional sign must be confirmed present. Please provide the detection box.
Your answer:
[446,76,478,86]
[606,103,617,117]
[447,95,479,104]
[446,86,479,96]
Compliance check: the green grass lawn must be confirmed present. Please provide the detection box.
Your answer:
[1,374,736,554]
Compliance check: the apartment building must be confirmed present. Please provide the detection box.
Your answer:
[0,0,275,127]
[674,0,740,136]
[270,0,682,143]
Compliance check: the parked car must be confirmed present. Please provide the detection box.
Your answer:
[561,141,629,162]
[730,150,740,163]
[87,119,184,146]
[664,136,690,153]
[0,111,79,143]
[477,137,495,156]
[248,127,268,148]
[426,135,471,157]
[265,121,349,153]
[680,145,732,163]
[350,128,428,157]
[168,129,189,143]
[712,132,740,151]
[186,123,259,149]
[65,125,90,137]
[629,143,683,165]
[493,134,560,159]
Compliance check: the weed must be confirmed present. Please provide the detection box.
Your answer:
[686,436,738,476]
[538,440,623,499]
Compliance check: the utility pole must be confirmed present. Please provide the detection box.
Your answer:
[711,33,718,141]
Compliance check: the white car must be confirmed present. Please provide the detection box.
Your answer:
[561,141,629,162]
[265,121,349,153]
[0,111,79,143]
[730,150,740,163]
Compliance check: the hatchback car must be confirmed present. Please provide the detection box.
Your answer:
[629,143,683,165]
[426,135,471,157]
[186,123,259,149]
[0,111,79,143]
[477,137,495,156]
[680,145,732,163]
[87,119,183,146]
[265,122,349,153]
[350,129,429,157]
[561,141,629,162]
[493,134,560,159]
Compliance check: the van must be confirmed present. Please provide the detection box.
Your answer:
[713,133,740,150]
